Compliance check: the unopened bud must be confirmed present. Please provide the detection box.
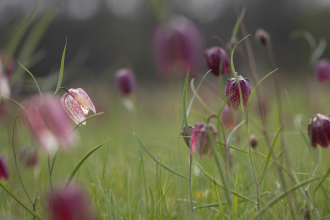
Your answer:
[250,135,258,148]
[255,29,271,46]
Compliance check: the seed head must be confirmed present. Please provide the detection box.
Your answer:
[255,28,271,46]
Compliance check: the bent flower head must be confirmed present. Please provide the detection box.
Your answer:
[204,47,229,76]
[0,157,9,180]
[308,114,330,148]
[61,88,96,125]
[225,75,251,111]
[190,123,217,157]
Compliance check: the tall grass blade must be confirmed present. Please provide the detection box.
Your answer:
[191,78,216,114]
[183,72,190,136]
[314,166,330,193]
[73,112,105,130]
[231,8,246,39]
[18,61,43,97]
[149,187,154,220]
[307,147,321,190]
[226,121,244,148]
[214,180,225,219]
[0,94,26,111]
[54,39,67,95]
[110,189,116,220]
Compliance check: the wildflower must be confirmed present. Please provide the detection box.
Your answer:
[115,68,135,95]
[49,186,93,220]
[180,125,194,148]
[249,135,258,148]
[225,75,251,110]
[0,75,10,97]
[61,88,96,125]
[255,29,271,46]
[0,157,9,180]
[153,15,203,76]
[221,105,234,129]
[22,94,76,152]
[204,47,229,76]
[190,123,217,157]
[314,59,330,83]
[308,114,330,148]
[19,146,38,168]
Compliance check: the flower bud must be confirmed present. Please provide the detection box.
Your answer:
[115,68,135,95]
[255,29,271,46]
[181,125,194,148]
[204,47,229,76]
[61,88,96,125]
[190,123,217,157]
[19,146,38,168]
[49,186,93,220]
[153,16,203,76]
[221,105,234,130]
[250,135,258,148]
[308,114,330,148]
[314,59,330,83]
[225,75,251,111]
[0,157,9,180]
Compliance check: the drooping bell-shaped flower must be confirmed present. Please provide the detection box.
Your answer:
[204,47,229,76]
[49,186,93,220]
[181,125,194,148]
[19,146,38,168]
[61,88,96,125]
[190,123,217,157]
[225,75,251,111]
[221,105,234,130]
[255,29,271,47]
[314,59,330,83]
[0,157,9,180]
[22,94,76,152]
[153,15,203,76]
[115,68,135,95]
[308,114,330,148]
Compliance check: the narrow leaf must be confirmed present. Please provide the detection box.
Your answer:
[314,165,330,193]
[231,8,246,39]
[18,61,43,97]
[0,94,26,111]
[226,120,244,149]
[183,72,190,136]
[149,187,154,220]
[54,39,67,95]
[214,180,226,219]
[73,112,105,130]
[191,78,216,114]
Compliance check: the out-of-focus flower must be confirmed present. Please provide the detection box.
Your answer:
[61,88,96,125]
[226,38,239,51]
[308,114,330,148]
[22,95,76,152]
[153,15,203,77]
[19,146,38,168]
[314,59,330,83]
[221,105,234,130]
[255,29,271,46]
[0,53,15,77]
[115,68,135,95]
[0,157,9,180]
[49,186,93,220]
[190,123,217,157]
[0,75,10,97]
[180,125,194,148]
[225,75,251,111]
[204,47,229,76]
[249,134,258,148]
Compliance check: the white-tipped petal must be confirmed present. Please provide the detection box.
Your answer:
[63,94,86,125]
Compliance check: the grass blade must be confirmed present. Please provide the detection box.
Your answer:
[54,39,67,95]
[214,180,225,219]
[231,8,246,39]
[253,177,321,219]
[183,72,190,136]
[110,189,115,220]
[226,120,244,148]
[65,143,104,187]
[149,187,154,220]
[0,180,43,220]
[0,94,26,111]
[307,147,321,190]
[190,78,216,114]
[73,112,105,130]
[259,121,285,183]
[18,61,43,97]
[133,133,188,179]
[314,165,330,193]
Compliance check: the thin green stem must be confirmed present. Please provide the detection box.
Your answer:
[189,153,193,211]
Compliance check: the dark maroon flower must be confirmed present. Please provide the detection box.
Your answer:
[181,125,194,148]
[255,29,271,46]
[221,105,234,130]
[204,47,229,76]
[153,16,203,76]
[115,68,135,95]
[225,75,251,111]
[0,157,9,180]
[0,53,15,77]
[19,146,38,168]
[308,114,330,148]
[190,123,217,157]
[49,186,92,220]
[314,59,330,83]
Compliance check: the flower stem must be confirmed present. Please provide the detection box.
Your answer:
[48,154,53,197]
[189,153,193,211]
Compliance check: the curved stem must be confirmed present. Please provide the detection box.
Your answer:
[208,36,226,48]
[48,154,53,197]
[59,87,69,93]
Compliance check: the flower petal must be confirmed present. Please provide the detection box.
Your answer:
[76,88,96,113]
[62,93,86,125]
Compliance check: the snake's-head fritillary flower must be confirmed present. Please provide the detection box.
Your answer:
[204,47,229,76]
[190,123,217,157]
[0,157,9,180]
[221,105,234,130]
[22,95,76,152]
[61,88,96,125]
[19,146,38,168]
[249,134,258,148]
[115,68,135,95]
[225,75,251,111]
[181,125,194,148]
[0,53,15,77]
[314,59,330,83]
[49,186,93,220]
[255,29,271,46]
[308,114,330,148]
[153,16,203,76]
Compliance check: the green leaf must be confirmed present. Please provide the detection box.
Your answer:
[0,180,43,220]
[259,121,285,183]
[110,189,115,220]
[54,39,67,95]
[195,162,257,204]
[314,165,330,193]
[231,8,246,39]
[252,177,321,220]
[148,187,154,220]
[290,30,316,51]
[226,121,244,149]
[73,112,105,130]
[18,61,43,97]
[133,133,188,179]
[190,78,216,114]
[214,180,226,219]
[0,94,26,111]
[183,72,191,136]
[230,35,251,77]
[64,143,104,187]
[307,147,321,190]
